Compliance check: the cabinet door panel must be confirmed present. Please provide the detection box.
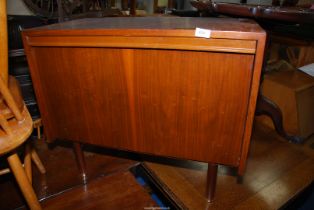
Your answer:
[32,47,132,148]
[132,50,254,165]
[31,47,254,166]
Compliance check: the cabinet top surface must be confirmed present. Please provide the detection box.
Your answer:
[23,17,265,39]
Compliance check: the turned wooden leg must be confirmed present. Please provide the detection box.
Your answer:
[24,144,32,184]
[73,142,87,183]
[206,163,218,203]
[31,149,46,174]
[7,153,42,210]
[255,94,303,144]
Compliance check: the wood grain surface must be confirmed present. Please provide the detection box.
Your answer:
[27,47,254,166]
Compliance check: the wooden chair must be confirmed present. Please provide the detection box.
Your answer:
[0,77,42,210]
[0,1,43,209]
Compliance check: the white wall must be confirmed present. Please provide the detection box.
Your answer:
[6,0,33,15]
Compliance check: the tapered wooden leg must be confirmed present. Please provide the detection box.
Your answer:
[73,142,87,183]
[206,163,218,203]
[7,153,42,210]
[31,149,46,174]
[24,144,32,184]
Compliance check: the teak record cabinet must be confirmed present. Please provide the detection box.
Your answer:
[22,17,266,201]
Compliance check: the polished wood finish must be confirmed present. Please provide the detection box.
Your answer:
[27,47,254,166]
[22,17,266,200]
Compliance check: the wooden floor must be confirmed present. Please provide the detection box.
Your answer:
[0,120,313,209]
[144,122,314,209]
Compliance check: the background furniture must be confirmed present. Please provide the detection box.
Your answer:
[8,15,47,121]
[189,0,314,143]
[21,0,178,19]
[261,70,314,139]
[22,17,266,201]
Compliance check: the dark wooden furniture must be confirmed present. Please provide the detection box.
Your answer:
[190,0,313,144]
[22,17,266,202]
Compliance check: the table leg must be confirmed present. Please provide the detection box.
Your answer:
[206,163,218,203]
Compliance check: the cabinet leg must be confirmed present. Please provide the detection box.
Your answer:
[206,163,218,203]
[73,142,87,184]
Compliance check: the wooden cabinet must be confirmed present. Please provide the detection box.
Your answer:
[22,17,266,201]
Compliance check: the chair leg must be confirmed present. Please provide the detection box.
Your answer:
[33,118,42,140]
[24,144,32,184]
[7,153,42,210]
[31,149,46,174]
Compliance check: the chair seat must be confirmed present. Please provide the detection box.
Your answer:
[0,106,33,155]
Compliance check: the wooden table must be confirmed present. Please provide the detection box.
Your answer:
[22,17,266,202]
